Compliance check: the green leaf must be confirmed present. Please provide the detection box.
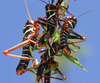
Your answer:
[44,36,48,44]
[43,65,59,75]
[29,45,40,71]
[29,45,34,58]
[58,50,88,72]
[60,1,66,12]
[53,30,60,42]
[42,26,47,35]
[32,46,41,51]
[59,0,70,17]
[29,69,37,74]
[28,65,58,75]
[41,26,48,44]
[59,0,70,20]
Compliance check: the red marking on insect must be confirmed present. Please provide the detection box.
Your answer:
[16,69,25,75]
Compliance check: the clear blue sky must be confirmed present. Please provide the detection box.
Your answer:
[0,0,100,83]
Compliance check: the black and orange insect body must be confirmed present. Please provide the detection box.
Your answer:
[16,44,32,75]
[60,16,77,56]
[3,20,41,75]
[36,42,60,81]
[16,20,38,75]
[3,0,42,76]
[60,10,88,55]
[38,0,63,46]
[36,42,66,81]
[45,3,57,36]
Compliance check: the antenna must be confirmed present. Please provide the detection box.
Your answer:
[52,0,54,5]
[24,0,32,21]
[40,0,48,4]
[76,9,93,18]
[48,0,50,4]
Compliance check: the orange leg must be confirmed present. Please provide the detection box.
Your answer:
[42,68,66,81]
[40,23,50,38]
[42,74,66,81]
[55,52,62,56]
[68,37,86,49]
[37,31,41,39]
[61,6,74,20]
[69,37,86,49]
[3,40,30,55]
[27,32,38,45]
[3,32,42,75]
[51,70,58,75]
[67,29,86,49]
[44,31,51,38]
[3,40,35,61]
[37,17,52,38]
[48,61,59,70]
[22,60,46,74]
[38,48,46,53]
[67,10,74,19]
[71,36,86,44]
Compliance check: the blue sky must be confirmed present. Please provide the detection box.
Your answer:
[0,0,100,83]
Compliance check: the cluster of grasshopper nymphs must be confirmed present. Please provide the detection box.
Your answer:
[3,0,90,83]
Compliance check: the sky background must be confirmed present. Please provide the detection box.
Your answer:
[0,0,100,83]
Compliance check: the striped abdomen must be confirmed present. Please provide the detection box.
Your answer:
[60,28,70,54]
[60,18,77,55]
[16,21,36,75]
[16,45,31,75]
[45,4,56,36]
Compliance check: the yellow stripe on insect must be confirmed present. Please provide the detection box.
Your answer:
[68,21,73,29]
[46,10,55,12]
[48,12,56,20]
[23,28,34,37]
[23,25,33,29]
